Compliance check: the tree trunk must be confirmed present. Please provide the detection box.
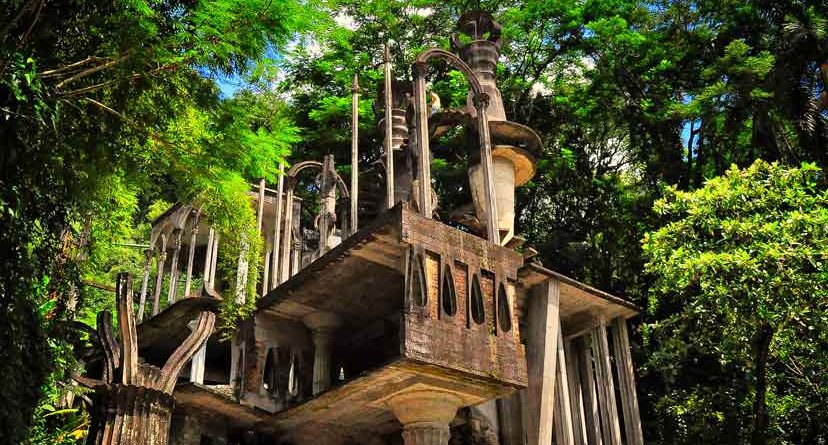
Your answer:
[750,324,773,445]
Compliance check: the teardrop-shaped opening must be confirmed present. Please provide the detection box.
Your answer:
[287,353,299,396]
[497,282,512,332]
[263,348,277,394]
[410,252,427,307]
[470,274,485,325]
[441,265,457,316]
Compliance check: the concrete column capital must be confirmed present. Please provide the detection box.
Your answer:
[303,312,342,333]
[387,389,463,445]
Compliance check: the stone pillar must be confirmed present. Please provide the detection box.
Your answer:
[553,328,575,445]
[387,389,463,445]
[203,227,215,288]
[167,229,183,305]
[303,312,341,395]
[235,235,250,304]
[210,234,220,285]
[576,336,603,445]
[262,248,271,298]
[189,320,207,384]
[183,221,199,298]
[523,279,560,445]
[152,251,168,316]
[610,317,644,445]
[592,319,622,445]
[137,248,153,322]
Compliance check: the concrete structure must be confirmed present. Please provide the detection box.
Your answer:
[77,11,643,445]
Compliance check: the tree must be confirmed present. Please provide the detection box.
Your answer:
[642,160,828,444]
[0,1,314,442]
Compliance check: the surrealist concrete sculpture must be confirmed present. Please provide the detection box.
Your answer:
[76,273,215,445]
[77,10,644,445]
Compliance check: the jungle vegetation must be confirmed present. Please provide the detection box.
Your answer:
[1,0,826,444]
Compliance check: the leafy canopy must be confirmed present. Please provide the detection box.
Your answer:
[643,160,828,442]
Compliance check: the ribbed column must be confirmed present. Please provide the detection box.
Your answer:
[387,389,462,445]
[402,423,451,445]
[303,312,341,395]
[89,384,174,445]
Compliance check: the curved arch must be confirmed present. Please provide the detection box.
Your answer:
[412,46,499,242]
[334,174,350,199]
[287,160,323,178]
[286,160,350,199]
[414,48,484,98]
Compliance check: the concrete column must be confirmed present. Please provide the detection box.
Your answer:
[203,227,214,287]
[553,328,575,445]
[235,236,249,304]
[524,279,560,445]
[137,248,153,322]
[210,233,220,284]
[262,248,271,298]
[592,319,622,445]
[270,165,285,290]
[188,319,207,385]
[303,312,341,395]
[610,317,644,445]
[152,251,167,316]
[387,389,463,445]
[565,339,588,445]
[256,178,266,231]
[167,229,183,304]
[576,336,603,445]
[496,393,524,445]
[183,222,199,297]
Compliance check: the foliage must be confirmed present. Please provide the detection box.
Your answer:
[642,160,828,444]
[0,0,315,442]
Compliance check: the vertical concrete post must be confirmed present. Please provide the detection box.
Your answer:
[303,312,341,395]
[554,328,575,445]
[474,97,500,244]
[256,178,266,232]
[565,339,588,445]
[189,319,207,385]
[137,248,153,322]
[412,62,431,217]
[152,234,168,316]
[383,42,395,209]
[270,164,284,290]
[183,215,200,298]
[611,317,644,445]
[210,233,220,285]
[523,279,560,445]
[203,226,215,288]
[167,228,183,304]
[592,319,622,445]
[279,188,295,283]
[350,73,359,234]
[577,336,603,445]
